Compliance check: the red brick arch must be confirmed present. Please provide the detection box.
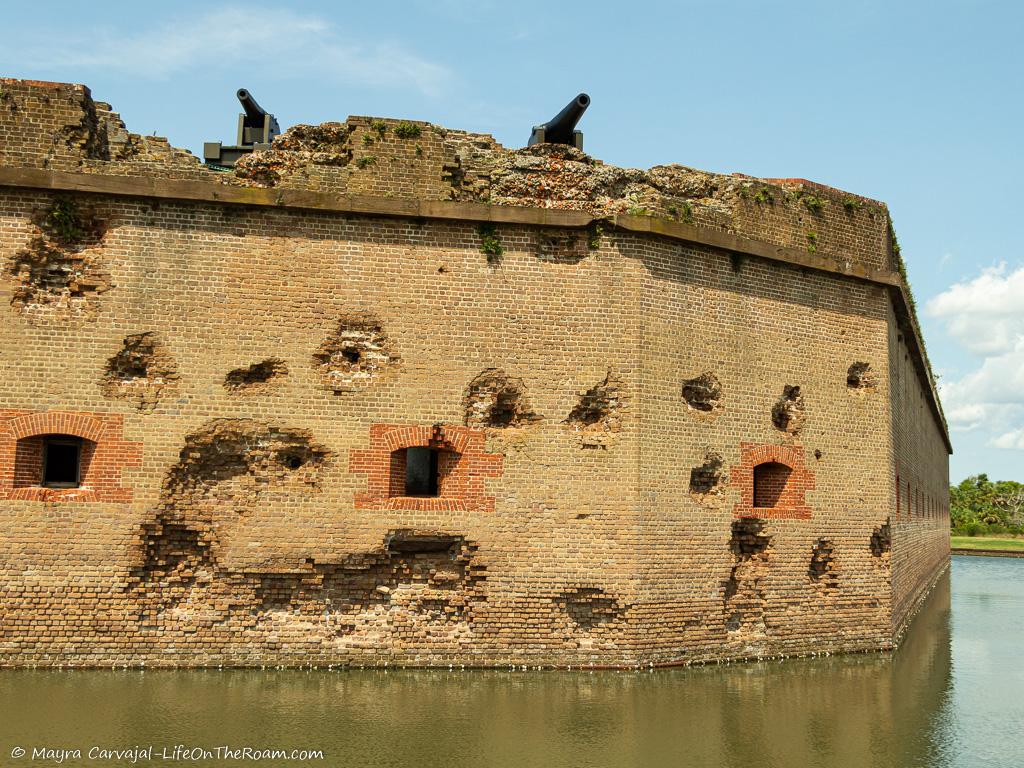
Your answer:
[731,443,814,519]
[9,412,107,442]
[350,423,503,512]
[0,410,142,503]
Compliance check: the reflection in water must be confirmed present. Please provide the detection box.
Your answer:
[2,558,1022,768]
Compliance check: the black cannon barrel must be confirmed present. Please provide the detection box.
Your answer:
[535,93,590,145]
[236,88,269,127]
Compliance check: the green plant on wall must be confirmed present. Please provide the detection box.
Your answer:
[806,231,818,253]
[754,188,774,205]
[842,196,861,213]
[802,195,824,214]
[478,222,503,264]
[587,222,604,250]
[356,156,377,169]
[889,219,917,313]
[46,199,84,242]
[370,120,387,139]
[393,121,422,139]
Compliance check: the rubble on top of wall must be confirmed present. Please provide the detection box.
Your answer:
[233,123,354,187]
[1,78,896,273]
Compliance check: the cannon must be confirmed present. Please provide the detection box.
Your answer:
[236,88,280,147]
[528,93,590,150]
[203,88,281,169]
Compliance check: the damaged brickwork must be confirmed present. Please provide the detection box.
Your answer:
[313,313,399,394]
[4,198,111,319]
[689,450,728,502]
[0,78,950,668]
[158,419,329,516]
[224,358,288,394]
[682,372,723,414]
[809,538,839,593]
[564,372,626,448]
[130,513,488,648]
[847,362,877,392]
[557,587,624,632]
[463,369,541,428]
[772,385,806,434]
[100,332,179,411]
[723,519,772,645]
[871,521,892,559]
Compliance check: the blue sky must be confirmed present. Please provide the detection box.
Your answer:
[3,0,1021,483]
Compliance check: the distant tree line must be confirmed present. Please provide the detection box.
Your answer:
[950,475,1024,536]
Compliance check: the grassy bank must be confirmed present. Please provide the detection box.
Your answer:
[951,536,1024,552]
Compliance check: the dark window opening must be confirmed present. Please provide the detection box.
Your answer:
[753,461,792,508]
[405,447,439,496]
[42,436,82,488]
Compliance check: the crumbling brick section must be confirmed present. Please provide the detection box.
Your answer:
[564,372,626,448]
[689,450,728,503]
[463,369,541,427]
[130,513,216,621]
[129,518,488,643]
[682,372,723,413]
[313,313,399,393]
[723,518,772,640]
[535,230,591,264]
[4,198,111,319]
[350,424,503,512]
[159,419,329,517]
[772,385,806,434]
[870,520,892,559]
[224,358,288,394]
[732,443,814,519]
[0,410,141,502]
[557,586,624,631]
[100,332,179,411]
[128,418,333,624]
[847,362,877,393]
[234,124,352,187]
[809,538,839,593]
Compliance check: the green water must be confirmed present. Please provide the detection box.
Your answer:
[1,556,1022,768]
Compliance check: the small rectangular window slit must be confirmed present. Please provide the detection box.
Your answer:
[405,447,438,496]
[42,437,82,488]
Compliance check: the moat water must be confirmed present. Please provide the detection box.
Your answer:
[2,556,1022,768]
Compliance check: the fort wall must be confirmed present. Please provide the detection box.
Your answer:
[0,78,950,666]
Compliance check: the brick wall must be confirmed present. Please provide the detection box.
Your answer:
[0,79,950,667]
[887,306,950,634]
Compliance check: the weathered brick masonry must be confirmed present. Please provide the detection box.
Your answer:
[0,78,950,667]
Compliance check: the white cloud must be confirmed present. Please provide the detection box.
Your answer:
[930,263,1024,450]
[8,7,452,96]
[994,429,1024,450]
[926,263,1024,356]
